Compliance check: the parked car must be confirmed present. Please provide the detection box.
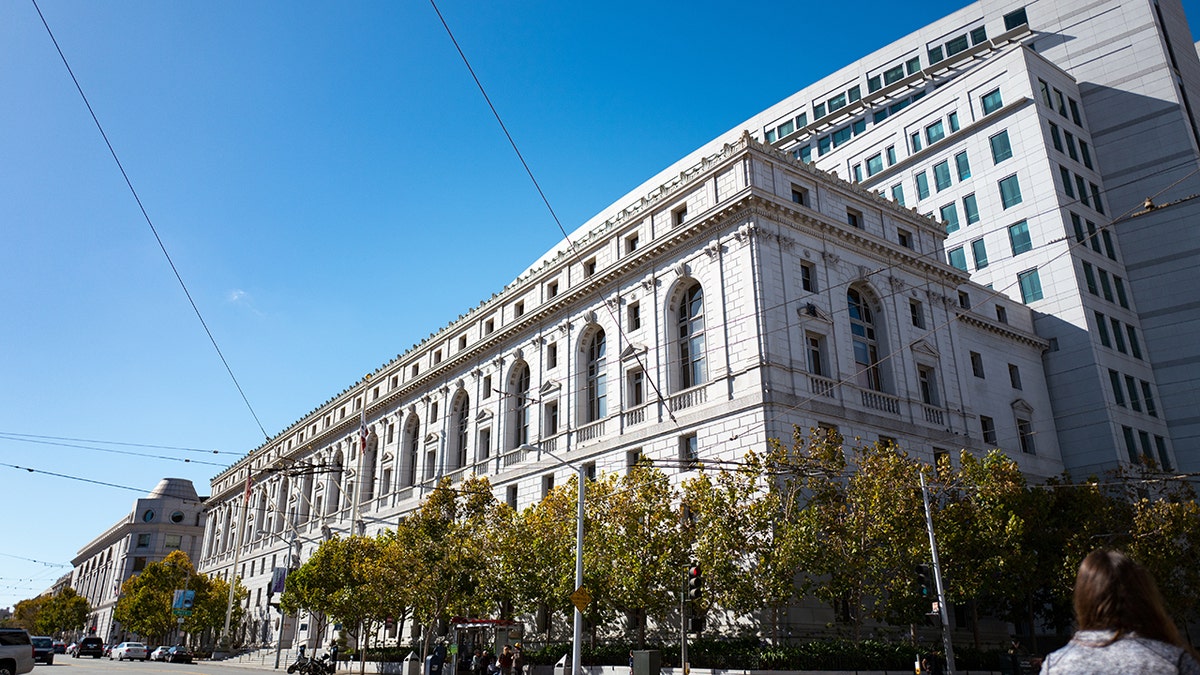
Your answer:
[30,637,54,665]
[149,646,171,662]
[72,636,104,658]
[52,641,66,655]
[110,642,149,661]
[164,646,193,664]
[0,628,35,675]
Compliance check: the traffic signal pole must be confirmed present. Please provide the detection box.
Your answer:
[919,471,956,675]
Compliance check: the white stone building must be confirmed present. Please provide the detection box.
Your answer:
[70,478,206,643]
[197,133,1060,645]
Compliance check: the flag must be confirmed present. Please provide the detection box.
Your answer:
[244,473,253,505]
[359,408,368,454]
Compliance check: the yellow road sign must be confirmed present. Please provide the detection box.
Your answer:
[569,587,591,613]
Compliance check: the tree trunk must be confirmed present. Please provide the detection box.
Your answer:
[971,600,981,651]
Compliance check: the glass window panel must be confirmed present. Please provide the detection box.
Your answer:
[1080,141,1093,169]
[884,65,905,84]
[990,130,1013,163]
[971,238,988,268]
[926,120,946,144]
[934,160,952,191]
[1109,370,1126,406]
[868,75,882,92]
[970,26,988,45]
[916,171,930,199]
[999,175,1023,208]
[1008,220,1032,254]
[1076,175,1090,206]
[891,184,905,206]
[955,151,971,180]
[906,57,921,75]
[1018,268,1043,303]
[982,89,1004,114]
[1070,99,1083,125]
[1050,123,1063,151]
[911,131,923,152]
[948,246,967,270]
[963,193,980,223]
[941,203,960,232]
[928,46,944,64]
[1061,166,1075,197]
[946,35,969,56]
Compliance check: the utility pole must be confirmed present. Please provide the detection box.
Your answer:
[919,470,956,675]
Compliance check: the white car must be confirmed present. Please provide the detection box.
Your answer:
[110,642,149,661]
[149,646,171,661]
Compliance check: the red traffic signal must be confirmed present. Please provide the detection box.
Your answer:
[687,564,703,601]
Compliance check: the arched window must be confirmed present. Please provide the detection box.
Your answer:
[404,416,420,487]
[848,288,883,391]
[677,283,706,389]
[274,475,289,533]
[585,330,607,422]
[452,392,470,469]
[508,363,532,449]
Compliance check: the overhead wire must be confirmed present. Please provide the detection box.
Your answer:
[29,0,269,442]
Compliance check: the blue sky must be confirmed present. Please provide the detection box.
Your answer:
[2,0,1198,611]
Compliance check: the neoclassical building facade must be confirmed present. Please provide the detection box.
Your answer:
[197,134,1061,645]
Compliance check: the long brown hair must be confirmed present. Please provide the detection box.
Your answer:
[1073,549,1184,647]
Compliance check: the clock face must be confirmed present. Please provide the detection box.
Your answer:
[171,511,185,523]
[143,509,155,522]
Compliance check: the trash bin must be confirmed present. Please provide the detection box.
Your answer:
[426,645,447,675]
[632,651,660,675]
[404,652,421,675]
[553,653,571,675]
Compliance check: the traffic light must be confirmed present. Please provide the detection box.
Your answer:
[915,564,932,597]
[687,564,703,601]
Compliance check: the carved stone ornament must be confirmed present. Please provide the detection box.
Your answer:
[559,321,572,334]
[641,277,657,292]
[605,297,621,310]
[910,340,940,359]
[734,222,759,243]
[821,250,840,264]
[704,241,722,259]
[513,347,524,360]
[672,261,690,278]
[583,310,597,324]
[888,275,907,290]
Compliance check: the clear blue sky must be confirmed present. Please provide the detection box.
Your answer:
[2,0,1198,612]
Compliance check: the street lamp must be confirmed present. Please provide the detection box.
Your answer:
[519,444,584,675]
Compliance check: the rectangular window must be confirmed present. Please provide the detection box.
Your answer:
[910,299,925,328]
[1018,268,1043,303]
[866,153,884,176]
[672,206,688,227]
[990,130,1013,163]
[1069,98,1083,125]
[1064,131,1079,161]
[948,246,968,270]
[506,485,518,509]
[928,45,944,64]
[946,34,969,56]
[959,290,971,309]
[834,126,853,147]
[918,365,938,405]
[916,171,930,199]
[906,56,921,74]
[778,119,795,138]
[886,145,897,165]
[1091,184,1104,214]
[806,332,826,376]
[926,120,946,144]
[1017,419,1036,454]
[137,533,151,548]
[898,228,914,249]
[791,185,809,205]
[891,184,906,206]
[1080,141,1093,169]
[1082,262,1098,295]
[627,302,641,331]
[547,342,558,368]
[1008,363,1022,389]
[1114,276,1129,308]
[800,261,817,292]
[847,208,863,228]
[982,88,1003,114]
[813,102,826,119]
[1038,79,1052,107]
[482,374,492,398]
[1155,436,1171,470]
[980,415,997,444]
[1138,430,1153,461]
[133,557,148,572]
[1111,317,1127,353]
[1110,370,1126,406]
[963,193,980,224]
[970,351,985,378]
[954,151,972,181]
[1049,123,1063,152]
[479,427,492,459]
[548,280,559,298]
[949,112,960,132]
[868,74,883,92]
[1125,375,1142,412]
[1098,269,1114,302]
[1127,325,1143,359]
[999,175,1023,209]
[970,26,988,44]
[1142,381,1157,417]
[798,145,813,162]
[827,92,847,113]
[625,233,639,254]
[1071,212,1086,243]
[541,474,555,499]
[1008,220,1032,254]
[818,136,832,155]
[1054,88,1067,116]
[911,131,923,152]
[1102,230,1117,261]
[1076,175,1090,206]
[1096,311,1112,347]
[934,160,952,191]
[1060,166,1075,198]
[941,203,960,233]
[165,535,181,550]
[1122,426,1139,462]
[544,401,559,434]
[680,434,700,470]
[853,164,863,182]
[627,368,645,406]
[971,238,989,269]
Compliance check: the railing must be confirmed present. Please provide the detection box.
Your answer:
[809,375,839,399]
[860,389,901,415]
[539,435,559,454]
[922,404,945,426]
[669,384,708,411]
[623,404,649,426]
[500,444,533,468]
[445,466,469,484]
[576,418,606,443]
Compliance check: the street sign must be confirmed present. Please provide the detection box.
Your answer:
[569,586,591,613]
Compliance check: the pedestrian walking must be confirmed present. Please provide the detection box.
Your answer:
[1038,549,1200,674]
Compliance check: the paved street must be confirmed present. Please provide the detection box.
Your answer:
[34,655,288,675]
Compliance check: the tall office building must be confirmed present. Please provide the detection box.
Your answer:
[626,0,1198,475]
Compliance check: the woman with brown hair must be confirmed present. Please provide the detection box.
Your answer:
[1040,549,1199,674]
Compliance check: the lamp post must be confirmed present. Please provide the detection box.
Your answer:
[520,445,584,675]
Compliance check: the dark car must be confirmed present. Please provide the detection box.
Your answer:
[73,636,104,658]
[52,642,66,655]
[31,637,54,665]
[165,646,193,664]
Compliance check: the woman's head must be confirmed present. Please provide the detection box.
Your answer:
[1073,549,1180,646]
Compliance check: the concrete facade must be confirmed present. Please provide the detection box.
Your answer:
[69,478,206,643]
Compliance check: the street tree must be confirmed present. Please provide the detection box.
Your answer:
[33,587,91,637]
[113,550,209,644]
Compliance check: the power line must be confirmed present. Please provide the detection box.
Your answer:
[29,0,269,442]
[0,434,228,468]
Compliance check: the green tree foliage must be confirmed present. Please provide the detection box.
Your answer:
[33,587,91,636]
[10,595,50,632]
[112,550,241,644]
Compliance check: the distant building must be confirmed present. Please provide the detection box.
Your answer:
[70,478,206,642]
